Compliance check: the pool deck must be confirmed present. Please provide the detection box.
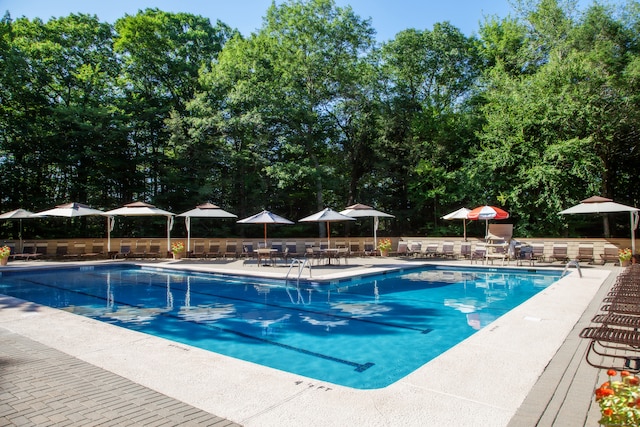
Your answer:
[0,256,619,426]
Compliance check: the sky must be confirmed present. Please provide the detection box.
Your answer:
[0,0,602,42]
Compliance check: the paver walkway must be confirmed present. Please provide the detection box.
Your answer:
[0,328,241,426]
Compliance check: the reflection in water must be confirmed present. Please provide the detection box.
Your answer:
[178,304,236,323]
[300,315,348,331]
[330,302,391,318]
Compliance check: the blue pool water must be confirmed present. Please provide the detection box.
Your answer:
[0,265,561,389]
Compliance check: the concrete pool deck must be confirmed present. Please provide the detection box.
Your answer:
[0,257,617,426]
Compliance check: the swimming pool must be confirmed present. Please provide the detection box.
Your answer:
[0,265,561,389]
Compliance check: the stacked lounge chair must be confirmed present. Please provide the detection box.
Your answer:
[579,264,640,371]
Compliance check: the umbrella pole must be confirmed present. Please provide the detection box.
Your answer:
[264,223,267,248]
[632,211,639,254]
[327,222,331,248]
[19,219,23,253]
[373,217,378,253]
[185,217,191,253]
[463,220,467,241]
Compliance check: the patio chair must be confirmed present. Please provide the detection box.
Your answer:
[531,243,545,262]
[348,241,363,257]
[600,244,619,265]
[549,243,569,263]
[240,242,256,264]
[516,245,534,266]
[130,240,147,259]
[363,241,375,256]
[286,242,300,258]
[270,242,284,265]
[580,325,640,372]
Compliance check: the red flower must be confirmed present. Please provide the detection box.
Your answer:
[621,370,631,377]
[604,408,614,416]
[629,376,639,386]
[608,369,617,377]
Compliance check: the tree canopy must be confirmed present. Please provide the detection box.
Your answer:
[1,0,638,240]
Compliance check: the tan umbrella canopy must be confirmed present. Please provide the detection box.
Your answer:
[0,208,35,253]
[559,196,640,253]
[105,202,175,253]
[32,202,109,251]
[177,203,237,252]
[339,203,394,248]
[299,208,355,247]
[442,207,471,241]
[237,210,294,247]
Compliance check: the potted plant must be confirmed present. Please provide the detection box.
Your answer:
[595,369,640,426]
[377,239,392,257]
[171,241,185,259]
[0,245,10,265]
[619,248,633,267]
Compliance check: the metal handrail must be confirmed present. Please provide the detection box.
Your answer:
[562,260,582,278]
[285,258,312,281]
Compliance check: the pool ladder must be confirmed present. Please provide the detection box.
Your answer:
[562,260,582,278]
[285,258,312,281]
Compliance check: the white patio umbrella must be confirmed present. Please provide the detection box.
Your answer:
[237,210,294,247]
[0,208,35,253]
[33,202,109,251]
[559,196,640,253]
[299,208,355,247]
[442,207,471,241]
[339,203,394,248]
[177,203,237,253]
[105,202,175,254]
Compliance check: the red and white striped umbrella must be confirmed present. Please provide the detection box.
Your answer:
[467,205,509,220]
[467,205,509,237]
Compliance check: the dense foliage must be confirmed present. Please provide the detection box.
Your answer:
[1,0,639,240]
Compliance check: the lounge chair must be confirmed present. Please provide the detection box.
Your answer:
[460,242,471,259]
[55,242,68,259]
[393,241,408,257]
[64,242,85,259]
[407,242,422,257]
[190,241,206,258]
[550,243,569,263]
[129,240,147,259]
[441,241,455,258]
[470,244,486,264]
[423,242,439,257]
[224,241,237,259]
[146,241,162,259]
[576,243,594,264]
[84,241,104,259]
[207,241,221,258]
[113,241,132,259]
[11,242,41,261]
[600,244,619,265]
